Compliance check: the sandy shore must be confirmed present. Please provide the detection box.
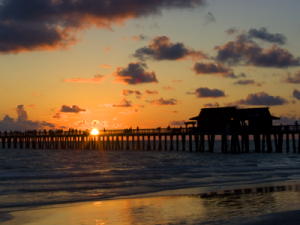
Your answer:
[1,184,300,225]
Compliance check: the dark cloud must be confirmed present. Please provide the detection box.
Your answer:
[113,62,158,85]
[0,105,56,131]
[281,71,300,84]
[120,90,142,96]
[204,102,219,107]
[186,91,195,95]
[233,79,263,86]
[232,92,288,106]
[133,36,207,61]
[293,89,300,100]
[192,62,244,78]
[52,113,67,119]
[132,35,148,41]
[103,98,132,107]
[148,98,179,106]
[195,87,226,98]
[170,120,185,126]
[248,27,287,45]
[225,28,239,35]
[0,0,206,53]
[145,90,159,95]
[204,12,216,25]
[59,105,87,113]
[215,34,300,68]
[164,110,178,113]
[273,115,299,125]
[16,105,28,121]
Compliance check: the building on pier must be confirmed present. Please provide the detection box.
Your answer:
[189,107,280,132]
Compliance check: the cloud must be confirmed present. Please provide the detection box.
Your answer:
[28,105,37,108]
[170,120,185,126]
[133,36,207,61]
[103,98,132,107]
[195,87,226,98]
[225,28,239,35]
[62,74,106,84]
[215,34,300,67]
[186,91,195,95]
[149,22,159,29]
[99,64,111,69]
[120,90,142,96]
[59,105,87,113]
[16,105,28,121]
[0,105,56,131]
[162,86,174,91]
[231,92,289,106]
[293,89,300,100]
[204,12,216,25]
[119,109,140,115]
[233,79,263,86]
[204,102,220,107]
[32,93,42,96]
[113,123,125,128]
[281,71,300,84]
[172,79,183,83]
[91,120,109,127]
[52,113,67,119]
[247,27,287,45]
[104,47,110,53]
[0,0,206,53]
[273,115,299,125]
[164,110,179,113]
[75,119,87,125]
[112,62,158,85]
[132,35,148,41]
[91,120,100,125]
[192,62,245,78]
[145,90,159,95]
[148,98,179,106]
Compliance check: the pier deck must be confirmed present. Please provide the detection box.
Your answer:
[1,125,299,153]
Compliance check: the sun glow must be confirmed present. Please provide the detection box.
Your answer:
[91,128,99,135]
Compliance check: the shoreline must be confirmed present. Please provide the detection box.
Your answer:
[1,179,299,213]
[2,180,300,224]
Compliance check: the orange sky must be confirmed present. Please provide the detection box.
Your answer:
[1,0,300,131]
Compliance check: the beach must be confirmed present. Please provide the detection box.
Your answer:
[2,184,300,225]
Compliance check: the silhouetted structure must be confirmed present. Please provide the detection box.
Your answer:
[189,107,280,132]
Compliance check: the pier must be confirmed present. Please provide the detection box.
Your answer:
[1,125,300,153]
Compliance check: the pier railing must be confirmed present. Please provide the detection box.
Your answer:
[0,125,299,137]
[1,125,300,153]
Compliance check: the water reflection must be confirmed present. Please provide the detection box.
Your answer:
[92,184,300,225]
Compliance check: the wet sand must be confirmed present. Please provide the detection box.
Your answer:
[2,184,300,225]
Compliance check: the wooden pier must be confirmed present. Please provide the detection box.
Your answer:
[1,126,300,153]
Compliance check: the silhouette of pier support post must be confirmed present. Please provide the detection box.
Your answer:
[147,135,151,150]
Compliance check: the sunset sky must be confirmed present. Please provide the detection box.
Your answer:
[1,0,300,131]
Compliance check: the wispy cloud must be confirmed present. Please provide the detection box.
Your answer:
[62,74,106,84]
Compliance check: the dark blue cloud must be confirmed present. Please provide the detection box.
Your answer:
[0,0,206,53]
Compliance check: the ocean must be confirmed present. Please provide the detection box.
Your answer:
[1,140,300,224]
